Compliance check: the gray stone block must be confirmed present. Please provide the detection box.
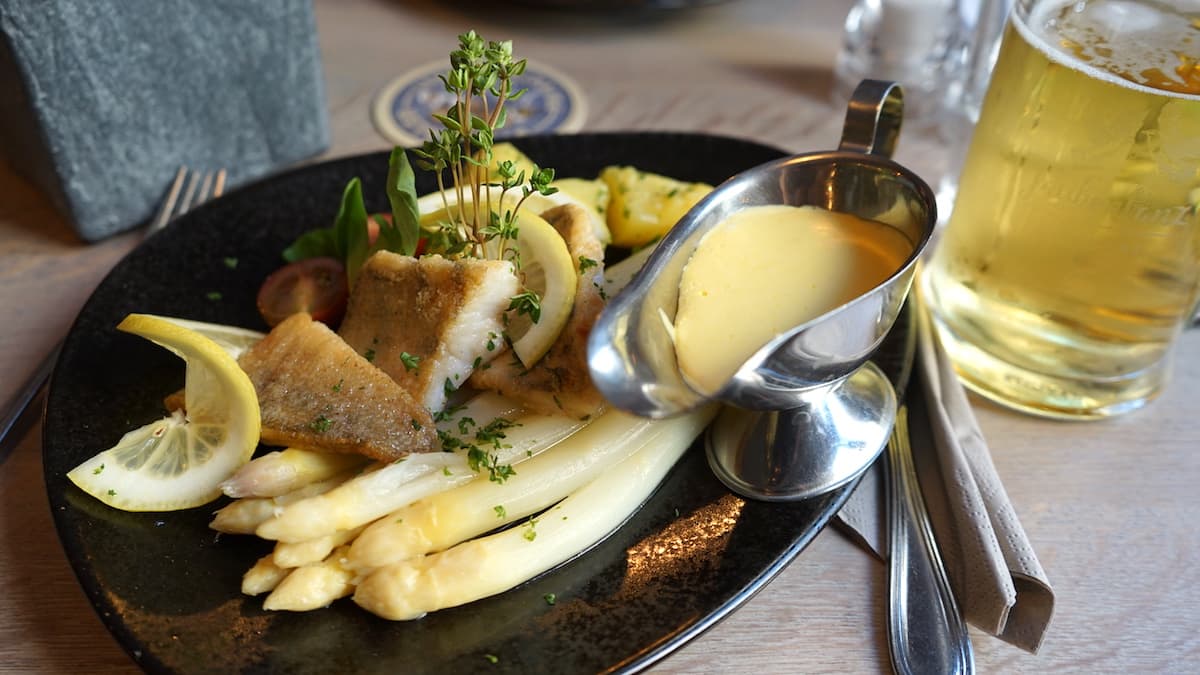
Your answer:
[0,0,330,241]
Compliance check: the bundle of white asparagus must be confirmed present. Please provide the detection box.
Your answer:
[210,247,718,620]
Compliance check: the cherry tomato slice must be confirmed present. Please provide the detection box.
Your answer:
[256,257,349,328]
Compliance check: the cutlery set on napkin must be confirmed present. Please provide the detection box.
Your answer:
[837,294,1056,655]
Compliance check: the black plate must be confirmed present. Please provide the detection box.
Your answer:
[43,132,859,674]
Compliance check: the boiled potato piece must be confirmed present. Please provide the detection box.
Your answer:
[550,177,611,244]
[600,166,712,248]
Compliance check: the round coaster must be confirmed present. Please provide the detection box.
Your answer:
[372,58,587,147]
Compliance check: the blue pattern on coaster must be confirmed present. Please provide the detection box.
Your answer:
[374,60,585,146]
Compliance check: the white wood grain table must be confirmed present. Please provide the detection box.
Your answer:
[1,1,1197,672]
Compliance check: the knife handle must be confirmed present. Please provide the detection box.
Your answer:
[886,405,974,675]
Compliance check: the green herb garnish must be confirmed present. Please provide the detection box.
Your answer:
[400,351,420,372]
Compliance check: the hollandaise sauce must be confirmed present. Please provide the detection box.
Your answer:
[674,204,913,394]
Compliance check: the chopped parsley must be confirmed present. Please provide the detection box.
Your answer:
[483,654,499,665]
[578,256,598,273]
[437,416,522,482]
[400,351,420,372]
[223,256,238,269]
[411,419,423,431]
[364,348,377,363]
[92,463,104,475]
[494,505,507,519]
[205,291,222,301]
[543,593,556,606]
[332,378,344,392]
[433,402,466,423]
[309,415,333,432]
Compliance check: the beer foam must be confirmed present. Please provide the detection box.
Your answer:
[1022,0,1200,100]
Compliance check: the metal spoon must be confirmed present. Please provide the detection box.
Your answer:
[587,80,938,500]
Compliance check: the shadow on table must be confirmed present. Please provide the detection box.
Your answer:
[0,425,136,672]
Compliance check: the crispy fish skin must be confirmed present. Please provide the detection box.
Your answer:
[338,252,518,412]
[470,204,606,418]
[238,313,436,462]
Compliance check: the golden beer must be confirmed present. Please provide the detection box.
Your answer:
[922,0,1200,418]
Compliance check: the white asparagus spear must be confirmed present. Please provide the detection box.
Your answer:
[352,404,715,621]
[242,554,289,596]
[348,406,711,571]
[255,405,587,543]
[210,471,356,534]
[263,546,356,612]
[220,448,369,498]
[273,525,365,569]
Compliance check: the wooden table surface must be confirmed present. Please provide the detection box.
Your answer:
[2,1,1197,672]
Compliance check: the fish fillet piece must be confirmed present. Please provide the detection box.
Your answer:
[471,204,606,418]
[338,252,519,412]
[237,312,436,462]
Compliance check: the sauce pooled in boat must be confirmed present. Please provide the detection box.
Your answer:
[674,204,913,394]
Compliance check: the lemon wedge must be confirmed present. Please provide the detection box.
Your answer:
[149,315,265,360]
[67,314,262,511]
[420,204,577,367]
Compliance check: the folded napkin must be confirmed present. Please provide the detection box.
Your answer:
[835,293,1055,653]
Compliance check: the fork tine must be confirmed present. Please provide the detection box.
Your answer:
[151,166,188,231]
[177,169,203,216]
[146,166,227,238]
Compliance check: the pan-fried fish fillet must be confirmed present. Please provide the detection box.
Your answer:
[338,252,519,412]
[237,313,436,462]
[470,204,606,418]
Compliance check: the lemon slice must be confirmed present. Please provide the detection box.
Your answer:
[417,182,609,245]
[420,204,577,367]
[505,209,578,366]
[67,314,262,511]
[150,315,265,360]
[416,185,561,226]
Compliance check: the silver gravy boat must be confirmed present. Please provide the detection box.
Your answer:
[587,80,937,501]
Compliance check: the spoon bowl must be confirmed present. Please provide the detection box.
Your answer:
[587,80,938,500]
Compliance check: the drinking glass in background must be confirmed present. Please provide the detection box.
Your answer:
[834,0,964,126]
[920,0,1200,419]
[834,0,1013,217]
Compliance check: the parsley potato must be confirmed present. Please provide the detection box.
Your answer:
[600,166,712,248]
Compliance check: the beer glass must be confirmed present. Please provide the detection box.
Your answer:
[921,0,1200,419]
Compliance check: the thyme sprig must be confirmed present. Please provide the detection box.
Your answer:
[411,31,558,265]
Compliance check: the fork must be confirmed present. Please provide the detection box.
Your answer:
[0,166,226,449]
